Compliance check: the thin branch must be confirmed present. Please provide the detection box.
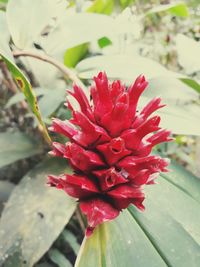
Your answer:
[12,49,85,89]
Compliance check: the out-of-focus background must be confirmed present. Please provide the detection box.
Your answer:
[0,0,200,266]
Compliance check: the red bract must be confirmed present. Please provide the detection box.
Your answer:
[48,72,171,237]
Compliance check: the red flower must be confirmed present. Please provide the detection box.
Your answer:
[48,72,171,236]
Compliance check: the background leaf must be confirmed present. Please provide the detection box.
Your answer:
[0,131,42,168]
[40,13,117,56]
[75,162,200,267]
[0,181,15,214]
[0,158,77,267]
[180,78,200,94]
[64,43,88,68]
[147,2,189,17]
[6,0,66,49]
[48,249,72,267]
[76,54,178,81]
[87,0,114,15]
[175,34,200,74]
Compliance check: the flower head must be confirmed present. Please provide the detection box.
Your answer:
[48,72,171,236]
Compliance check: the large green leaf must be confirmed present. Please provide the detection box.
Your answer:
[0,131,43,168]
[0,181,14,214]
[0,10,9,42]
[76,54,178,81]
[175,34,200,74]
[0,158,76,267]
[6,0,66,49]
[75,162,200,267]
[40,13,116,56]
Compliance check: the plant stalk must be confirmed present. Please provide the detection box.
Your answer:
[12,49,85,88]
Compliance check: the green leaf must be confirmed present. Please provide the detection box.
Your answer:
[119,0,134,9]
[139,96,200,136]
[147,77,198,103]
[75,162,200,267]
[98,37,112,48]
[147,2,189,17]
[0,35,51,143]
[76,55,177,81]
[38,88,66,119]
[63,0,114,69]
[0,181,14,204]
[41,13,115,56]
[168,3,189,17]
[62,230,80,254]
[64,43,88,68]
[0,158,76,267]
[0,131,43,168]
[0,181,14,214]
[49,249,72,267]
[161,162,200,203]
[87,0,114,15]
[180,78,200,94]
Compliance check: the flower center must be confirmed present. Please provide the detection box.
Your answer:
[109,137,125,154]
[105,169,116,187]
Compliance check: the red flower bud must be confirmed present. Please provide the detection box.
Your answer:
[48,72,171,237]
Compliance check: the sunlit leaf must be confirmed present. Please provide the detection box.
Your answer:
[76,55,178,81]
[0,131,43,168]
[0,10,9,42]
[119,0,134,9]
[6,0,67,49]
[87,0,114,15]
[139,96,200,136]
[75,162,200,267]
[147,76,198,103]
[63,0,115,69]
[64,43,88,68]
[0,158,76,267]
[40,13,116,56]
